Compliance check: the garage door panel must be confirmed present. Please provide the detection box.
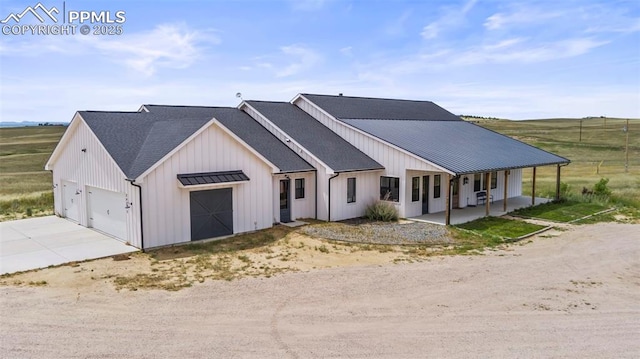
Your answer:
[61,180,79,222]
[88,186,127,241]
[190,188,233,241]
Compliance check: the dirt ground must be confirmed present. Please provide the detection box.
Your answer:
[1,222,638,358]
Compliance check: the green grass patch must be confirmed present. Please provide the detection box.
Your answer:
[456,217,546,239]
[513,200,609,222]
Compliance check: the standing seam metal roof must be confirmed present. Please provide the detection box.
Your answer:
[299,93,569,174]
[341,119,570,174]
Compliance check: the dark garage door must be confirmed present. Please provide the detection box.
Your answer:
[190,188,233,241]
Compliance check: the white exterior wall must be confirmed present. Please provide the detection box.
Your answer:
[457,169,523,207]
[141,122,275,248]
[295,98,449,218]
[295,98,528,218]
[403,171,448,216]
[48,116,141,248]
[272,172,316,223]
[329,170,383,221]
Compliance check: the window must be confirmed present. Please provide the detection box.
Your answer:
[434,175,441,198]
[347,177,356,203]
[295,178,305,199]
[474,173,481,192]
[491,172,497,189]
[411,177,420,202]
[380,176,400,202]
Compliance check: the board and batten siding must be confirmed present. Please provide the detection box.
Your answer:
[140,122,275,248]
[328,171,383,221]
[295,97,448,218]
[294,98,446,177]
[455,169,523,209]
[48,116,141,248]
[272,172,316,223]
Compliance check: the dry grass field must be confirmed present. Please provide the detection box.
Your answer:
[473,117,640,206]
[0,126,65,219]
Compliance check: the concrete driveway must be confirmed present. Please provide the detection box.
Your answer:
[0,216,138,275]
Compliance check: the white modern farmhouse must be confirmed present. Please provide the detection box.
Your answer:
[45,94,569,250]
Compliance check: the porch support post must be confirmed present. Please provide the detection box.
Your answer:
[485,172,491,216]
[503,170,509,212]
[555,164,561,201]
[445,174,451,225]
[532,167,537,206]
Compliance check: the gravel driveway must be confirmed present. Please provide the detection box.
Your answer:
[1,223,638,358]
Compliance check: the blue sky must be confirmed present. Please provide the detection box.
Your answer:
[1,0,638,122]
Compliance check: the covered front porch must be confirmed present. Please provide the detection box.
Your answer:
[411,196,551,225]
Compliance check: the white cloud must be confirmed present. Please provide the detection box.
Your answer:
[484,6,563,30]
[421,0,477,40]
[0,23,218,76]
[290,0,327,11]
[420,23,439,39]
[275,44,321,77]
[385,10,412,36]
[340,46,353,56]
[455,38,609,65]
[82,24,218,76]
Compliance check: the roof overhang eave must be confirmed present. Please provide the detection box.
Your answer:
[452,160,571,176]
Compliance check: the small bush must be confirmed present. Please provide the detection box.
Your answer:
[593,178,612,197]
[365,201,399,222]
[559,181,571,198]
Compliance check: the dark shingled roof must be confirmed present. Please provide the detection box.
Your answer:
[245,101,384,173]
[80,106,313,179]
[301,93,462,121]
[80,111,210,179]
[143,105,314,174]
[341,119,570,174]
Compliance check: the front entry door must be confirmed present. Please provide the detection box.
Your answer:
[280,179,291,223]
[452,178,460,209]
[422,176,429,214]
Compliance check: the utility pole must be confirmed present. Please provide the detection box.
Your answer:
[624,119,629,173]
[579,119,583,142]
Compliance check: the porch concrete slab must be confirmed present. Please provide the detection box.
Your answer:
[0,216,137,275]
[282,220,308,228]
[411,196,550,225]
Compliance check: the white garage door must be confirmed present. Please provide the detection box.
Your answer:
[87,186,127,241]
[61,180,79,222]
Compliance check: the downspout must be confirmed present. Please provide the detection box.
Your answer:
[327,173,339,222]
[314,170,318,220]
[125,179,145,252]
